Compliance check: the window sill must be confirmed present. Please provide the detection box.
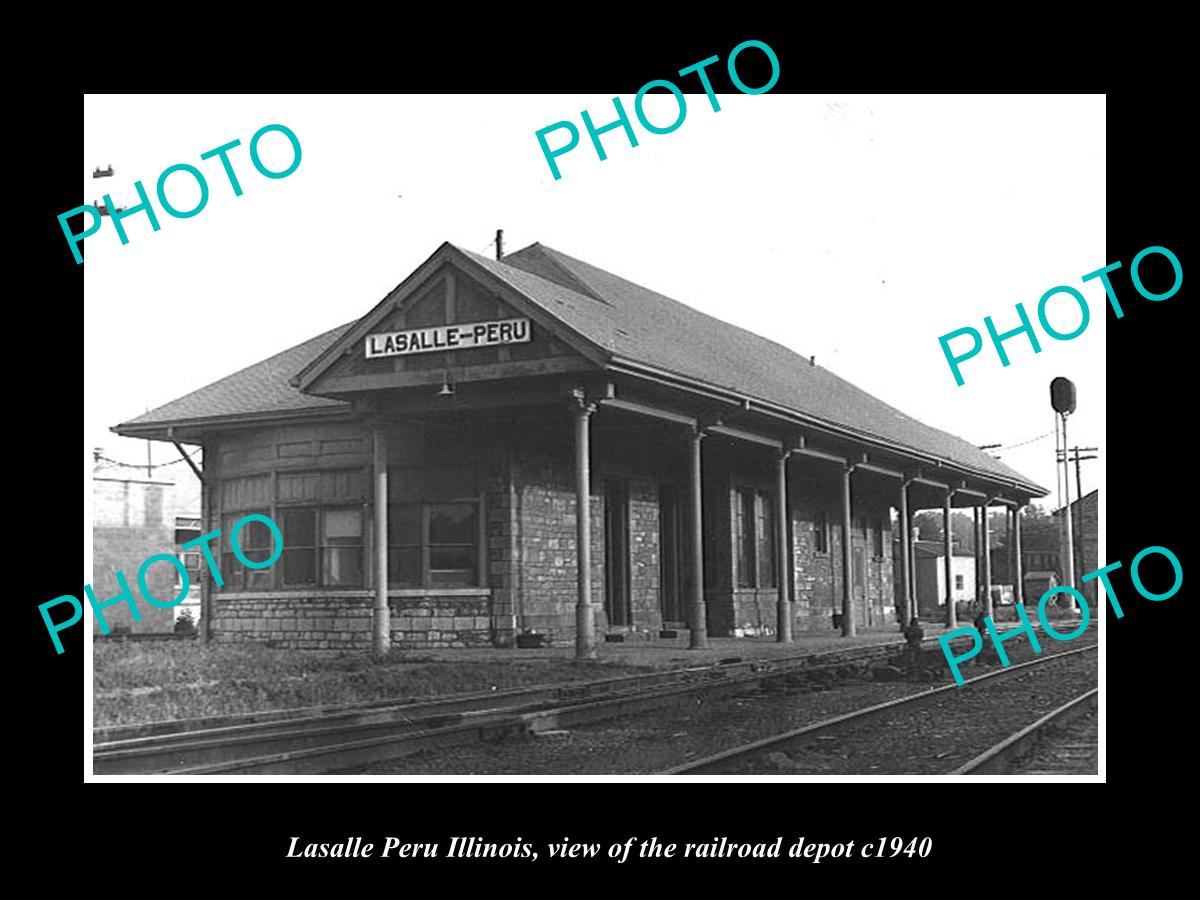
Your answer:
[217,590,372,600]
[390,587,491,597]
[216,588,492,600]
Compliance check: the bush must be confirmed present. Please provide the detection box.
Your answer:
[174,609,198,636]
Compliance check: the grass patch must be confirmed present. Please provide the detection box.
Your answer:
[93,642,653,728]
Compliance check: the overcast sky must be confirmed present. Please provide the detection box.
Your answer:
[83,94,1105,511]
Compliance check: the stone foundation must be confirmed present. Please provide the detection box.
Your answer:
[212,590,498,649]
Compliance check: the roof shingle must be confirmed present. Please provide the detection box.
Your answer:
[120,323,351,427]
[475,243,1040,492]
[117,241,1044,495]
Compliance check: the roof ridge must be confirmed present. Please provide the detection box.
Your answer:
[116,240,1045,495]
[501,242,612,305]
[455,245,611,315]
[513,243,1030,486]
[533,242,819,360]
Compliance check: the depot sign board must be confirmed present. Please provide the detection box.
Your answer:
[365,317,531,359]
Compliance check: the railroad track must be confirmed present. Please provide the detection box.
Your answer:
[663,642,1098,775]
[94,630,959,775]
[955,688,1098,775]
[94,621,1086,775]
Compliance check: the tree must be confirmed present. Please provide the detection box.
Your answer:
[1011,504,1060,552]
[911,510,979,550]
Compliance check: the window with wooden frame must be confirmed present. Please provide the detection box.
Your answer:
[214,467,368,592]
[873,516,885,558]
[814,508,830,554]
[388,501,481,588]
[220,511,275,591]
[278,507,365,588]
[735,488,755,588]
[734,487,777,589]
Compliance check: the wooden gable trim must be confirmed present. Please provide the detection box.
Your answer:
[294,243,610,394]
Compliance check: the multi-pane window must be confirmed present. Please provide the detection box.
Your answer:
[211,464,484,592]
[429,504,477,584]
[734,488,777,589]
[214,469,367,593]
[814,508,830,554]
[735,489,755,589]
[281,508,317,586]
[323,508,365,586]
[389,502,479,588]
[220,512,275,590]
[279,507,364,588]
[757,493,777,589]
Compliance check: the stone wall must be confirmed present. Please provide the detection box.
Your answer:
[626,476,662,634]
[212,591,494,649]
[511,441,602,643]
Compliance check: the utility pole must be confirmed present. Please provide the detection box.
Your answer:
[145,405,153,478]
[1060,446,1099,503]
[1059,445,1097,601]
[1050,378,1077,607]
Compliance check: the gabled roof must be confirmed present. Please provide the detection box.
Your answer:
[114,240,1046,496]
[490,243,1040,492]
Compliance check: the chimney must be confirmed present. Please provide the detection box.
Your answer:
[495,229,504,261]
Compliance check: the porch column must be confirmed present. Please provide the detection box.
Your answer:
[943,490,956,628]
[898,480,912,627]
[972,507,982,608]
[982,499,994,618]
[1006,507,1016,607]
[572,398,596,660]
[200,477,213,644]
[840,464,855,637]
[1014,504,1025,607]
[775,450,792,643]
[372,425,390,657]
[688,427,708,649]
[906,500,917,605]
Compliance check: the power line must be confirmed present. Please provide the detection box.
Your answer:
[93,449,201,472]
[996,430,1055,451]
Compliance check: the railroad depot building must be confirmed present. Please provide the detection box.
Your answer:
[114,241,1046,655]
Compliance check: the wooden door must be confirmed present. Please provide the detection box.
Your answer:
[604,480,631,626]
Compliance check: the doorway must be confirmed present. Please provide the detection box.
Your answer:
[658,483,685,624]
[853,542,869,628]
[604,480,631,627]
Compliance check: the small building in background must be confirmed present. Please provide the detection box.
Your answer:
[912,540,976,618]
[1056,489,1098,605]
[92,457,202,635]
[1023,570,1059,606]
[174,514,203,628]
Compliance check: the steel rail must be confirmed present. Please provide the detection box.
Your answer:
[95,633,956,774]
[663,642,1098,775]
[94,621,1088,776]
[953,687,1098,775]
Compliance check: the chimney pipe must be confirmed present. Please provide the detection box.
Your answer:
[496,229,504,261]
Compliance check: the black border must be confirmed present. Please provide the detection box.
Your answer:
[28,28,1185,883]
